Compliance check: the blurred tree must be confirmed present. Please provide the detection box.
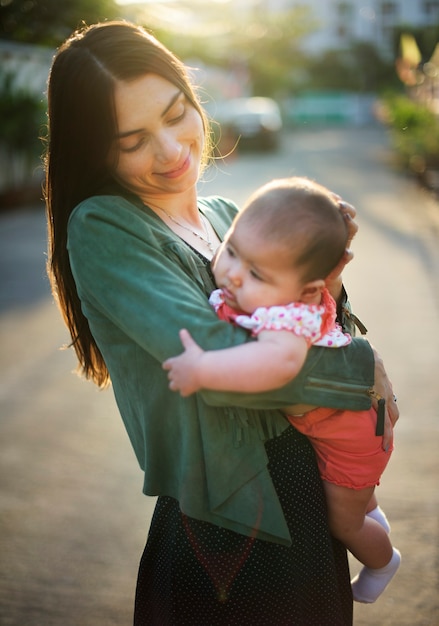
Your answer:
[233,7,314,97]
[0,0,120,47]
[137,4,398,98]
[0,70,46,200]
[135,3,314,99]
[304,42,398,93]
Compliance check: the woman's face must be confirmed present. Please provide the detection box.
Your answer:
[111,73,205,203]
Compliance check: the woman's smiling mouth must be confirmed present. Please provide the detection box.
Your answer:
[159,154,191,179]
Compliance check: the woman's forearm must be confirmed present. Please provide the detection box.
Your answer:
[200,337,375,412]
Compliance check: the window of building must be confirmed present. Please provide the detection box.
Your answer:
[336,2,353,17]
[335,2,353,40]
[423,1,439,16]
[381,2,397,16]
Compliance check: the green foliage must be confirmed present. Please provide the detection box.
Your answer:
[0,0,120,46]
[303,42,399,93]
[140,5,315,99]
[0,71,46,188]
[383,94,439,171]
[384,94,435,129]
[0,73,44,150]
[231,7,315,98]
[146,9,397,98]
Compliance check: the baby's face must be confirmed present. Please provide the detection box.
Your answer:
[212,220,304,314]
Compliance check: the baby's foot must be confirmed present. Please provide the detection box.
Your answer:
[351,547,401,603]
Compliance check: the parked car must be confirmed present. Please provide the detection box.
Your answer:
[211,97,282,151]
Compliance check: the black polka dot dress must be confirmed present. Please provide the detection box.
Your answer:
[133,426,353,625]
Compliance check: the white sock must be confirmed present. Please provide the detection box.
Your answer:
[351,547,401,603]
[366,505,391,533]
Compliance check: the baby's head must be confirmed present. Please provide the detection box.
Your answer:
[238,176,349,284]
[212,177,349,314]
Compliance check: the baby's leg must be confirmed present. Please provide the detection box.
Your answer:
[324,482,392,566]
[323,481,400,602]
[366,492,391,533]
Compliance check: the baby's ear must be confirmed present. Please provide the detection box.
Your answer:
[300,279,325,304]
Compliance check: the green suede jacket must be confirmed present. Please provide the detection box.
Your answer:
[67,192,374,546]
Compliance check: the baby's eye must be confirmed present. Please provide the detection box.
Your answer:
[250,269,264,281]
[226,245,236,258]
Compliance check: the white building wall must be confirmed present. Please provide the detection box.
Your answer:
[262,0,439,58]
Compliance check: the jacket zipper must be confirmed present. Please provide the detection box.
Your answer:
[306,377,370,397]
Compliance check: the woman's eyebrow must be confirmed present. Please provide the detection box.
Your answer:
[115,90,183,139]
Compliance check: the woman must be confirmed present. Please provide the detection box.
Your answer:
[45,21,398,625]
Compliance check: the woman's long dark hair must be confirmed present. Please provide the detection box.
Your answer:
[45,21,212,387]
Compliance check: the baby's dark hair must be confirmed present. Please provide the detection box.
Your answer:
[238,177,349,283]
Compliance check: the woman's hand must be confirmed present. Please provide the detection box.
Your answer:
[370,346,399,451]
[326,199,359,300]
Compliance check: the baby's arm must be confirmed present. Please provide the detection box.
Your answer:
[162,328,309,397]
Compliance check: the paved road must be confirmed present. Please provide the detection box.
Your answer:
[1,127,438,625]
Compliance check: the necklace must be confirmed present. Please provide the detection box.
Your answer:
[154,205,214,253]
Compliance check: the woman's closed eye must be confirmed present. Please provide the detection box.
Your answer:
[120,135,149,153]
[166,94,187,125]
[168,106,186,125]
[119,105,186,154]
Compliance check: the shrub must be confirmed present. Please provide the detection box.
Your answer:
[383,94,439,173]
[0,70,46,192]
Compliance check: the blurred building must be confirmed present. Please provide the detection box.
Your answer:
[263,0,439,59]
[0,39,53,96]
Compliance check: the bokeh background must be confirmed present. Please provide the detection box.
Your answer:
[1,2,438,625]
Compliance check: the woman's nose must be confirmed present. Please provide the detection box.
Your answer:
[154,130,181,164]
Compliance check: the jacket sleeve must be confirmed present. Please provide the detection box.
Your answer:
[68,196,374,412]
[67,196,250,361]
[200,339,374,411]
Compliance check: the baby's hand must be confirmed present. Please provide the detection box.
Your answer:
[162,329,205,397]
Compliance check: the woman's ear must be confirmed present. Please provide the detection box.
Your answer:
[300,279,325,304]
